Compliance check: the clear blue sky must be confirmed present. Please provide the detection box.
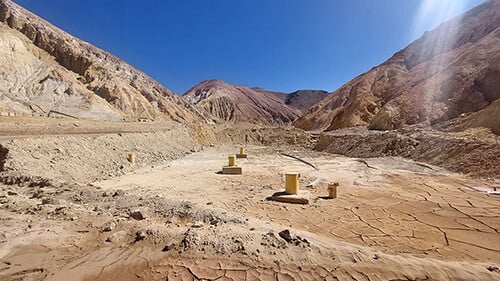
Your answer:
[14,0,484,94]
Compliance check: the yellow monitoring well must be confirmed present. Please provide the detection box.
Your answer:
[285,172,300,195]
[228,155,237,167]
[222,155,242,174]
[127,153,136,165]
[328,182,339,199]
[236,147,247,158]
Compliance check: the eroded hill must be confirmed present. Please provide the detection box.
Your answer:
[184,80,329,125]
[0,0,207,123]
[294,0,500,134]
[183,79,303,125]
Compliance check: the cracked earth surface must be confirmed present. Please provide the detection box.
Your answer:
[96,146,500,264]
[1,145,499,280]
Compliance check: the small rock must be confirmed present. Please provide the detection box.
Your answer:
[486,265,499,272]
[54,206,67,214]
[162,244,174,252]
[112,190,125,197]
[209,218,220,226]
[135,230,146,242]
[373,254,380,260]
[7,191,17,196]
[129,210,145,220]
[106,231,127,243]
[278,229,293,242]
[101,221,116,232]
[191,221,204,228]
[41,197,58,205]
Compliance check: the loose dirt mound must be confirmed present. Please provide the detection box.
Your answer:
[212,123,313,148]
[0,124,199,184]
[442,98,500,135]
[315,126,500,178]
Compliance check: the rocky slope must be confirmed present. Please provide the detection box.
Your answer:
[251,88,329,112]
[294,0,500,134]
[284,90,329,112]
[0,0,207,123]
[183,80,303,125]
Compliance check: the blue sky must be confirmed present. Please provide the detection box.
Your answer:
[15,0,484,94]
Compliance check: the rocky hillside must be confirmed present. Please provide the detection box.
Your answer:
[250,88,328,112]
[284,90,329,112]
[294,0,500,134]
[0,0,207,123]
[183,80,303,125]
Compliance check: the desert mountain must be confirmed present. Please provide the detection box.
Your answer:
[251,88,329,112]
[294,0,500,134]
[284,90,329,112]
[0,0,207,123]
[183,79,303,125]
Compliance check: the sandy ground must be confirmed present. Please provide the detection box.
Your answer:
[0,116,176,137]
[95,146,500,262]
[1,144,499,280]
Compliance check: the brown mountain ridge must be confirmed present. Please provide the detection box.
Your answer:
[250,88,329,112]
[183,79,327,125]
[294,0,500,134]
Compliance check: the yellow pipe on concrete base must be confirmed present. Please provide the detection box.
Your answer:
[240,147,245,154]
[228,155,237,167]
[285,172,300,195]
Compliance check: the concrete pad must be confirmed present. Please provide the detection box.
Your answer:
[222,166,242,175]
[236,154,247,158]
[267,190,310,204]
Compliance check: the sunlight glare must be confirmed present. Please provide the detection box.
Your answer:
[410,0,471,41]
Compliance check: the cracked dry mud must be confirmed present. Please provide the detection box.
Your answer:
[1,145,499,281]
[96,146,500,262]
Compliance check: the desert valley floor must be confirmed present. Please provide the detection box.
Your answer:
[1,0,500,280]
[0,119,499,280]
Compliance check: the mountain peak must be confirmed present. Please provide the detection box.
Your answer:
[183,80,302,124]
